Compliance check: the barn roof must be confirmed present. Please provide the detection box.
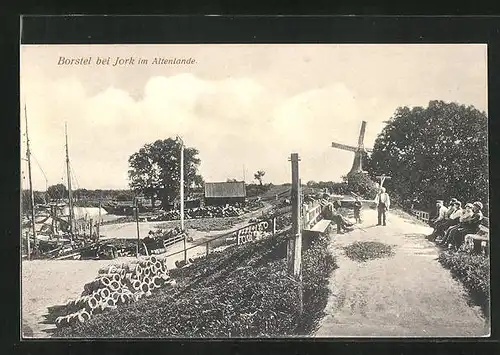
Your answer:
[204,182,246,198]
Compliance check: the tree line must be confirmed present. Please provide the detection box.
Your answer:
[366,100,488,213]
[307,101,488,215]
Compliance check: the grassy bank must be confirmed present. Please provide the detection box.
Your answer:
[438,251,490,317]
[53,229,336,337]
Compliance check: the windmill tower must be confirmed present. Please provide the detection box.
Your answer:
[331,120,373,176]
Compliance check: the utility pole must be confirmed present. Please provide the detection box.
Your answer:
[176,136,186,262]
[288,153,302,278]
[135,197,140,258]
[24,104,36,259]
[288,153,303,316]
[97,198,101,240]
[65,123,74,236]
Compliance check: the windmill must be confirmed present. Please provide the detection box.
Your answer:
[331,120,373,176]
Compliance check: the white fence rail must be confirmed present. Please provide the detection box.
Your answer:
[411,209,430,223]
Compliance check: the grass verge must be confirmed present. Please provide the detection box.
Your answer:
[438,251,490,317]
[53,227,336,338]
[343,241,395,262]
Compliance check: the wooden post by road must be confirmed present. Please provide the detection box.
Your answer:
[287,153,302,278]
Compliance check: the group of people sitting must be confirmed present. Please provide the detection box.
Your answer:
[322,199,355,234]
[429,198,484,250]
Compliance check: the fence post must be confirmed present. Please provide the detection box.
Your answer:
[206,241,209,257]
[272,217,277,235]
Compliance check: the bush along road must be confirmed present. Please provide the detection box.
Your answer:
[438,251,490,318]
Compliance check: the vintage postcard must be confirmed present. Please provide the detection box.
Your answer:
[20,43,490,338]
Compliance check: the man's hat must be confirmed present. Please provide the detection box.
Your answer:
[473,201,483,210]
[450,198,458,203]
[436,200,444,204]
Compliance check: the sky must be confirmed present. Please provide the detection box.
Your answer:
[20,44,487,190]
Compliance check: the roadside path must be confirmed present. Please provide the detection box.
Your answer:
[314,209,489,337]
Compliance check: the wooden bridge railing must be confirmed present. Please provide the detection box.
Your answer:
[411,209,430,223]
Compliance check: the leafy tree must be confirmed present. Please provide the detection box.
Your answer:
[254,170,266,186]
[128,138,202,209]
[366,100,488,212]
[115,191,134,201]
[306,180,317,187]
[21,190,46,212]
[47,183,68,201]
[193,175,204,188]
[342,173,379,199]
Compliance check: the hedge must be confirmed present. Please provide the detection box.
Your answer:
[438,251,490,317]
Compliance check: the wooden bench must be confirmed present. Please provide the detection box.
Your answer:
[461,218,489,256]
[304,219,331,234]
[302,219,332,249]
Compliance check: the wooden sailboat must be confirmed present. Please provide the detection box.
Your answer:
[22,116,123,260]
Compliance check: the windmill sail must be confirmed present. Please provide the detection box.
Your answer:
[358,121,367,147]
[331,142,357,152]
[331,120,371,176]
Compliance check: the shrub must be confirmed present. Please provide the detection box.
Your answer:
[297,233,338,334]
[343,173,379,199]
[438,251,490,317]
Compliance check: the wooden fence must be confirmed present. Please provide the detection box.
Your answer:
[302,200,323,230]
[411,209,430,223]
[160,208,291,263]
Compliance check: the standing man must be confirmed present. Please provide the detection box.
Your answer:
[375,187,390,226]
[353,195,362,224]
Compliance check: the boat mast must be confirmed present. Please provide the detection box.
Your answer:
[65,122,75,235]
[25,104,36,259]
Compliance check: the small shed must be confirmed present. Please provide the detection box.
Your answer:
[204,182,246,206]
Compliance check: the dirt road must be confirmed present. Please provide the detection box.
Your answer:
[314,209,489,337]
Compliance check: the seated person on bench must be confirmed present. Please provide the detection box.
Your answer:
[429,200,448,230]
[438,203,473,246]
[323,202,353,234]
[440,202,483,249]
[434,200,462,242]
